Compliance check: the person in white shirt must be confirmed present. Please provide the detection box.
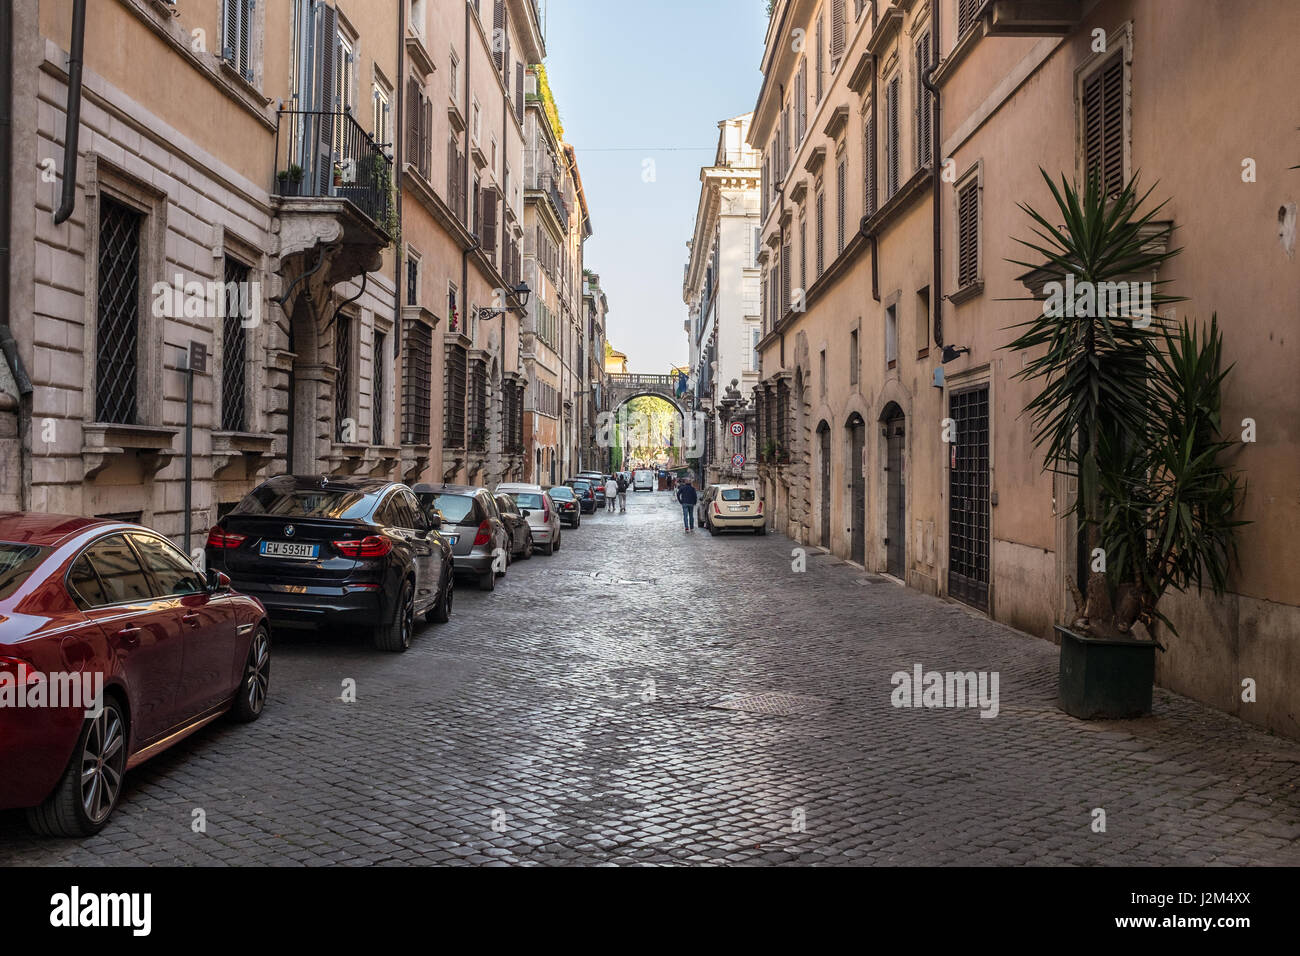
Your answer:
[605,476,618,511]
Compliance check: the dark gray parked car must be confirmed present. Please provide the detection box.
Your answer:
[414,484,510,591]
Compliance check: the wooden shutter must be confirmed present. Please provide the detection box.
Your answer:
[313,2,339,194]
[915,32,932,167]
[1083,55,1125,196]
[837,159,846,253]
[815,15,824,102]
[419,95,432,180]
[831,0,845,61]
[790,60,800,143]
[815,190,824,276]
[886,76,900,197]
[958,0,981,36]
[864,115,876,217]
[516,62,525,122]
[493,1,506,71]
[406,78,421,166]
[957,180,979,287]
[799,219,806,290]
[482,187,497,261]
[781,242,791,314]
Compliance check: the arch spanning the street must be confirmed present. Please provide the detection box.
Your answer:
[604,374,687,419]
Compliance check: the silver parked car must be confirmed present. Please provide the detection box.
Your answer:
[496,483,562,555]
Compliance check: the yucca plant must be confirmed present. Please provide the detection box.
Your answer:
[1004,170,1243,640]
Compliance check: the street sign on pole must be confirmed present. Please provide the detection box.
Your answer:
[730,421,744,437]
[731,453,745,469]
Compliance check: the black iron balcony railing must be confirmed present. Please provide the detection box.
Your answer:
[274,109,393,233]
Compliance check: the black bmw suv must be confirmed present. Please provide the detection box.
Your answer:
[205,475,454,652]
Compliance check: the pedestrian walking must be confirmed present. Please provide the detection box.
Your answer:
[676,477,697,532]
[605,476,618,512]
[616,472,629,512]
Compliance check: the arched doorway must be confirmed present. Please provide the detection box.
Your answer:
[880,402,906,578]
[846,412,866,565]
[817,421,831,549]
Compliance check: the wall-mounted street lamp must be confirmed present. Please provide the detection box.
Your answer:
[475,282,532,319]
[941,344,970,364]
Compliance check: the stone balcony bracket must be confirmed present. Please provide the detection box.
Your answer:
[81,423,180,481]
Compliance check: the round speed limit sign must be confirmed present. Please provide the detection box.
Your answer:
[730,421,744,437]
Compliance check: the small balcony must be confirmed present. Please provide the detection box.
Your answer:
[274,109,394,232]
[272,109,394,308]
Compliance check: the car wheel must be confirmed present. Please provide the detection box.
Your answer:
[709,521,720,536]
[553,532,561,552]
[229,625,270,723]
[27,697,128,837]
[374,578,414,652]
[754,524,766,536]
[430,571,453,623]
[521,533,534,559]
[479,568,496,591]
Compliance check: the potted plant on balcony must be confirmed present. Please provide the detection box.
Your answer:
[277,164,303,197]
[1004,170,1245,720]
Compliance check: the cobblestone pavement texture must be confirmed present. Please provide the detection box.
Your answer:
[3,490,1299,866]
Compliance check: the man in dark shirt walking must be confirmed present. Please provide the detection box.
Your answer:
[675,477,698,532]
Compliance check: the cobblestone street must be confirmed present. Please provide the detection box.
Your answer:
[3,490,1298,866]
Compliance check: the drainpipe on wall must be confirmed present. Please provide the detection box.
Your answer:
[921,0,943,347]
[52,0,85,225]
[461,4,472,319]
[868,64,879,302]
[776,81,786,370]
[393,0,405,437]
[1,0,34,510]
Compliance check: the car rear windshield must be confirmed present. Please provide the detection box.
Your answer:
[511,493,544,510]
[547,487,575,500]
[431,494,479,526]
[721,489,756,502]
[572,480,591,490]
[234,485,373,520]
[0,543,50,600]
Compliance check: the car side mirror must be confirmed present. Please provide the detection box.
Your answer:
[206,568,231,592]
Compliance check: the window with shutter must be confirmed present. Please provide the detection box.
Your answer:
[815,15,824,102]
[915,32,932,169]
[799,218,807,291]
[957,177,979,288]
[837,158,846,253]
[406,77,421,167]
[493,1,506,71]
[958,0,982,37]
[781,242,791,315]
[1082,54,1125,197]
[831,0,845,64]
[815,189,825,276]
[419,94,432,180]
[790,60,800,143]
[516,62,525,122]
[864,115,876,218]
[886,76,900,197]
[222,0,254,83]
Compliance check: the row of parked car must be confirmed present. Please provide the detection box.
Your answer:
[0,470,618,837]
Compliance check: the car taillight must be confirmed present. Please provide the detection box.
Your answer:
[757,501,764,513]
[206,527,246,549]
[473,521,492,546]
[713,502,721,514]
[0,657,43,685]
[332,536,393,558]
[543,504,551,522]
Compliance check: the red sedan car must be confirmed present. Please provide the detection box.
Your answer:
[0,514,270,836]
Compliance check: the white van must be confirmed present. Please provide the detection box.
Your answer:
[633,469,656,492]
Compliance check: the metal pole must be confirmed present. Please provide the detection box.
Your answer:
[184,361,193,553]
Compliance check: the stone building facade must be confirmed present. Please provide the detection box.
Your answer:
[751,0,1300,738]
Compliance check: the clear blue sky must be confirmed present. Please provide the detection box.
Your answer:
[540,0,769,374]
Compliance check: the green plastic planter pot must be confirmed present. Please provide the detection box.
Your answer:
[1056,625,1157,719]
